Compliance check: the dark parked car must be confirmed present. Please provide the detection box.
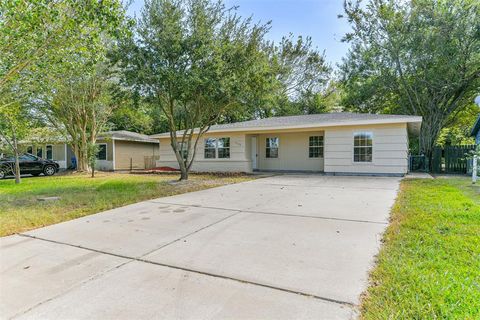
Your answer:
[0,154,59,179]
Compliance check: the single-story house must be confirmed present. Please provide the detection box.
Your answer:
[25,130,159,171]
[471,114,480,145]
[151,113,422,176]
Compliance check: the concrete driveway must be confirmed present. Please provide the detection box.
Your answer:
[0,175,400,320]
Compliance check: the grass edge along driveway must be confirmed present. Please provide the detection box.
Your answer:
[361,177,480,319]
[0,173,255,237]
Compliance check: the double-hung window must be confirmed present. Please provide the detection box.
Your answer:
[309,136,324,158]
[266,137,279,158]
[36,147,43,158]
[27,146,33,154]
[177,142,188,160]
[96,144,107,160]
[217,138,230,158]
[353,132,373,162]
[204,138,216,159]
[46,145,53,160]
[204,138,230,159]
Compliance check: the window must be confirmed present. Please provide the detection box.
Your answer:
[354,132,373,162]
[217,138,230,159]
[309,136,324,158]
[177,142,188,160]
[203,138,230,159]
[46,145,53,160]
[266,137,279,158]
[96,144,107,160]
[20,154,37,161]
[26,146,33,154]
[204,138,216,159]
[36,147,43,158]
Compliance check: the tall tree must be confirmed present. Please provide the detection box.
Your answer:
[340,0,480,161]
[43,65,117,172]
[117,0,271,180]
[0,99,29,183]
[0,0,128,181]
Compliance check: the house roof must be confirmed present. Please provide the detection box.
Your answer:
[98,130,158,143]
[471,115,480,137]
[151,112,422,138]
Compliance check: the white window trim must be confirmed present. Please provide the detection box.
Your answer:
[308,136,324,159]
[265,137,280,159]
[97,143,108,161]
[203,137,231,160]
[352,131,374,164]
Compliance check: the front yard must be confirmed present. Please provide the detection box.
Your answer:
[0,172,255,237]
[361,177,480,319]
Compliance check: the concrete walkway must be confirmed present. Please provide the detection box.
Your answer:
[0,175,401,320]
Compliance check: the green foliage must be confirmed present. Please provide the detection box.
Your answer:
[44,64,117,171]
[116,0,273,179]
[362,178,480,319]
[340,0,480,158]
[437,104,479,146]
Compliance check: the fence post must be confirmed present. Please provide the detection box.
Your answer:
[473,155,477,184]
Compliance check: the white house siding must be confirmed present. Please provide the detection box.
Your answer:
[156,133,252,172]
[324,123,409,175]
[256,131,324,172]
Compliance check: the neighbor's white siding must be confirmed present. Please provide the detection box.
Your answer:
[157,132,252,172]
[324,123,409,175]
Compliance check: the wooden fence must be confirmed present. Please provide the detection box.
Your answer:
[431,145,476,174]
[144,156,160,170]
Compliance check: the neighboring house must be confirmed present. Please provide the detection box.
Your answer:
[25,130,159,171]
[471,114,480,145]
[151,113,422,176]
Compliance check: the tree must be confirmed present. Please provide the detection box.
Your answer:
[0,100,29,184]
[340,0,480,161]
[1,0,129,179]
[267,35,332,116]
[118,0,271,180]
[43,65,117,172]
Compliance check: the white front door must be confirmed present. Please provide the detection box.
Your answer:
[251,137,257,170]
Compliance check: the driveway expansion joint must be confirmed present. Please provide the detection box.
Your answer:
[149,201,388,225]
[16,233,355,309]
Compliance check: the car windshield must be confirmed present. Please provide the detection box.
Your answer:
[19,154,38,161]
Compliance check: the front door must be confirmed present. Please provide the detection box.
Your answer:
[251,137,257,170]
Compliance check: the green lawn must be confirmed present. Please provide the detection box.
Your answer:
[361,177,480,319]
[0,172,255,237]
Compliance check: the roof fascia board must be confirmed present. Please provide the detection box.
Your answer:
[153,117,422,138]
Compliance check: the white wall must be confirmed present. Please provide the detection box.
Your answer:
[256,131,324,171]
[155,123,410,175]
[324,123,409,175]
[156,133,252,172]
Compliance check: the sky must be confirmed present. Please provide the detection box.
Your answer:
[126,0,352,66]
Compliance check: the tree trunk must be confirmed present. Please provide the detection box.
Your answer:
[419,114,443,170]
[14,152,21,184]
[13,135,21,184]
[180,169,188,180]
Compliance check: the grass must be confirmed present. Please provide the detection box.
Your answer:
[0,172,255,237]
[361,177,480,319]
